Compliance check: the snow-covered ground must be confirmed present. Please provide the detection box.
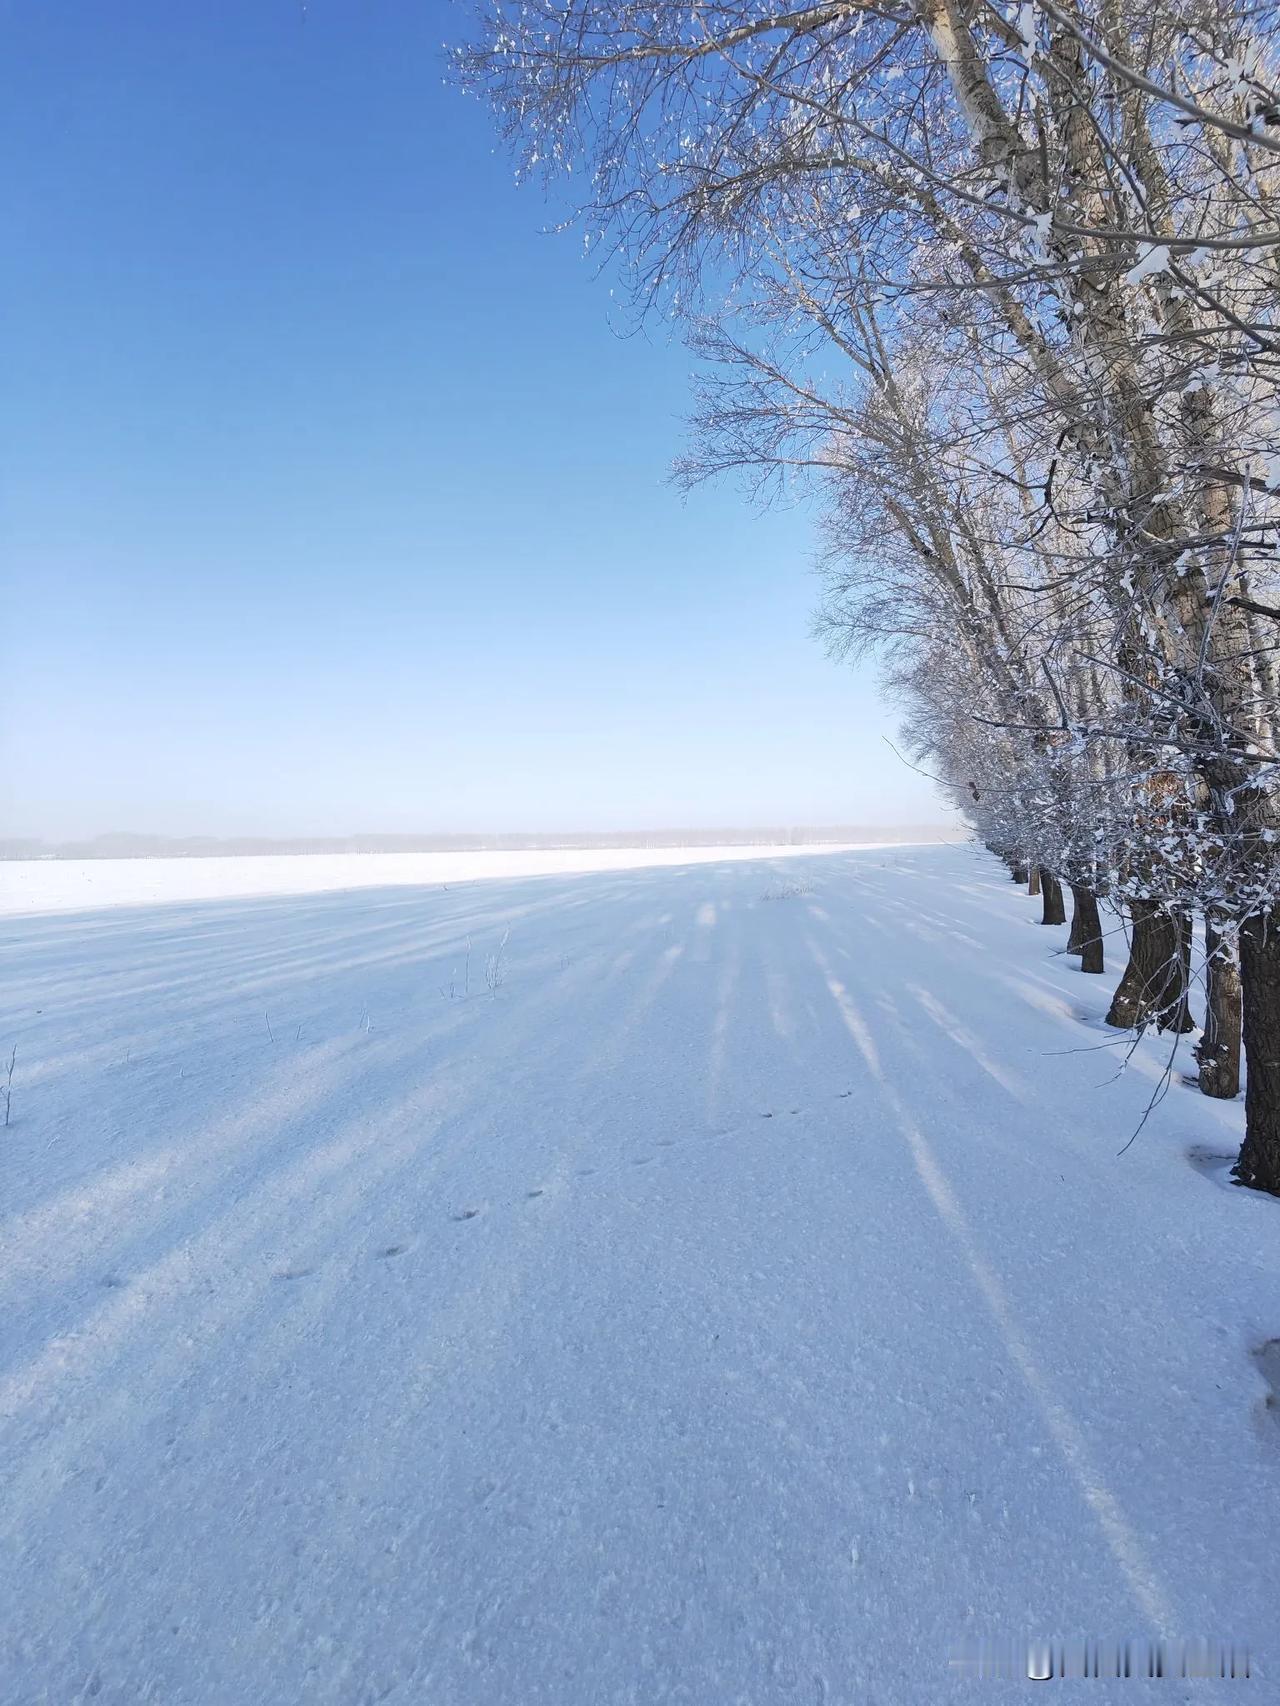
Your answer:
[0,842,915,917]
[2,844,1276,1702]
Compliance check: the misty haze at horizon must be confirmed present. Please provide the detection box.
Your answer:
[3,4,946,843]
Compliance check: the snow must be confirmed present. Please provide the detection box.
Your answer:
[1,844,1276,1701]
[1124,242,1172,286]
[0,843,908,917]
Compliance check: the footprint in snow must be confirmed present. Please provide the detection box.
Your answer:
[631,1156,654,1167]
[272,1267,315,1282]
[451,1208,481,1222]
[526,1188,545,1199]
[377,1244,409,1260]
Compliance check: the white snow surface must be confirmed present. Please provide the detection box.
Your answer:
[0,844,904,918]
[2,844,1277,1702]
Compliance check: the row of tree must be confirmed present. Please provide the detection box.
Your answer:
[455,0,1280,1191]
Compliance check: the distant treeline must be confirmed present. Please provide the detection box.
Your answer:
[2,826,962,860]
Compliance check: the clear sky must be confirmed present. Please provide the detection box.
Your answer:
[2,0,945,841]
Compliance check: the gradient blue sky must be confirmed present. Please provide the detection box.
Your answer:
[2,0,945,840]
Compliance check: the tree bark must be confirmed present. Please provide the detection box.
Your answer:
[1040,871,1066,926]
[1234,912,1280,1195]
[1068,884,1104,972]
[1028,866,1041,897]
[1105,900,1195,1031]
[1196,914,1241,1099]
[1067,892,1085,952]
[1011,862,1028,884]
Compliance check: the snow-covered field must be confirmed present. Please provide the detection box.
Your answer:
[2,844,1276,1702]
[0,843,911,917]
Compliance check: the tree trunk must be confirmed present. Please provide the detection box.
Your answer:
[1196,915,1242,1100]
[1068,884,1104,973]
[1067,892,1085,952]
[1028,866,1041,897]
[1011,862,1028,884]
[1234,912,1280,1195]
[1105,900,1195,1032]
[1040,871,1066,926]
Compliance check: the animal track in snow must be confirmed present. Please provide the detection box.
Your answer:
[276,1089,865,1295]
[360,1096,863,1271]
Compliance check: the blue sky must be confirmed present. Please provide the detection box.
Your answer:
[2,0,945,840]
